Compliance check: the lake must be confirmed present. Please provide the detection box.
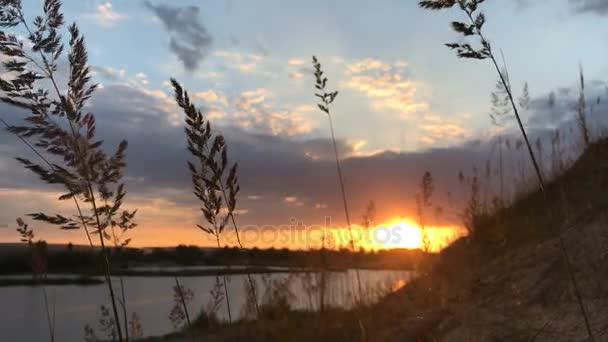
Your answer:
[0,269,412,341]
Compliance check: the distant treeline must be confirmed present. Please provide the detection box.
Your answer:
[0,243,432,275]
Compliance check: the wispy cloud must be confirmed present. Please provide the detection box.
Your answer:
[230,89,314,136]
[84,2,127,27]
[418,114,471,145]
[144,2,213,71]
[193,89,228,106]
[283,196,304,207]
[571,0,608,15]
[214,50,265,73]
[91,65,126,80]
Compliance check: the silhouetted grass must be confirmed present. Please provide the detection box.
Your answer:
[0,1,137,340]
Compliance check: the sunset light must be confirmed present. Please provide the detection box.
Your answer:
[3,0,603,340]
[364,218,465,252]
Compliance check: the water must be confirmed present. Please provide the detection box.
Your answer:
[0,269,412,341]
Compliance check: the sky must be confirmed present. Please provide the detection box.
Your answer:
[1,0,608,248]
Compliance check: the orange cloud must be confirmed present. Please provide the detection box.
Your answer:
[342,58,430,118]
[194,89,229,106]
[418,114,472,145]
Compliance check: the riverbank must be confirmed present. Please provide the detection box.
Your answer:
[0,277,103,287]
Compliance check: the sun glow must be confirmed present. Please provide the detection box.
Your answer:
[358,217,465,252]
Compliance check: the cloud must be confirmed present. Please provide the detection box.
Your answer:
[193,89,228,106]
[299,138,369,160]
[84,2,127,27]
[231,89,314,136]
[418,114,472,145]
[571,0,608,15]
[91,65,126,81]
[144,2,213,71]
[214,50,264,73]
[5,67,605,245]
[283,196,298,203]
[314,203,328,209]
[288,58,306,66]
[286,57,312,80]
[342,58,430,119]
[528,79,606,130]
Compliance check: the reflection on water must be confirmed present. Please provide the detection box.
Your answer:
[0,269,411,341]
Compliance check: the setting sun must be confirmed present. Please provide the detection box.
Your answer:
[357,218,465,252]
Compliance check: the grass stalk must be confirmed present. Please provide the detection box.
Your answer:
[312,56,363,303]
[174,277,196,342]
[0,3,138,339]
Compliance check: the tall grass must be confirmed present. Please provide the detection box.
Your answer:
[171,79,261,322]
[311,56,363,302]
[0,1,137,340]
[418,0,595,339]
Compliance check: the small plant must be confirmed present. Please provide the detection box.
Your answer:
[196,276,224,330]
[16,218,55,342]
[169,278,195,342]
[361,201,376,230]
[128,312,143,340]
[459,169,482,237]
[416,172,434,252]
[259,274,296,320]
[241,277,259,320]
[85,305,118,342]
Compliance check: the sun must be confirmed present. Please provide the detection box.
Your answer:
[359,218,423,250]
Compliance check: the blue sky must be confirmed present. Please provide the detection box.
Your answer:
[2,0,608,247]
[29,0,608,152]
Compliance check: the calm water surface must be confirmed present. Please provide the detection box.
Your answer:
[0,269,412,341]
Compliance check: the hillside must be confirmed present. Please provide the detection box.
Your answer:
[375,137,608,341]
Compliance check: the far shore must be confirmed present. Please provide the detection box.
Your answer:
[0,264,414,287]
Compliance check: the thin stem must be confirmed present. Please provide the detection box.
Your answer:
[326,111,363,303]
[119,276,129,342]
[174,277,196,342]
[41,277,55,342]
[499,136,504,205]
[217,183,260,316]
[215,234,233,323]
[110,221,131,341]
[465,10,545,192]
[200,142,259,318]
